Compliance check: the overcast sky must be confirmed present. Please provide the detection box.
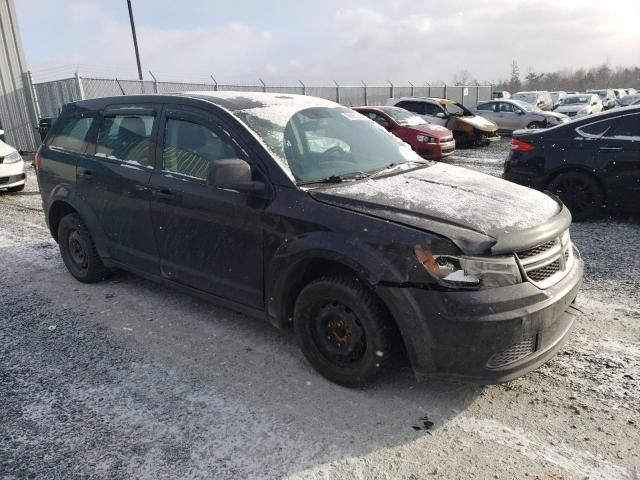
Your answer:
[16,0,640,85]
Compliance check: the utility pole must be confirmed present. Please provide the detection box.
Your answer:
[127,0,143,80]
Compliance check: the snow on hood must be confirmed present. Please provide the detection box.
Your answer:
[311,163,560,237]
[460,115,498,132]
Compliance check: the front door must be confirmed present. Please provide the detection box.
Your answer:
[76,104,160,273]
[149,105,267,308]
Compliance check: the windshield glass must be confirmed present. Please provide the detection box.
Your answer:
[618,95,640,106]
[513,93,538,105]
[562,96,589,105]
[511,99,539,112]
[232,98,424,184]
[442,102,472,116]
[386,109,426,126]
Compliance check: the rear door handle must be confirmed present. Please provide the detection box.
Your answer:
[78,169,93,178]
[152,189,174,200]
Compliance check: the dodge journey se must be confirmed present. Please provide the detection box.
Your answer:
[36,92,583,387]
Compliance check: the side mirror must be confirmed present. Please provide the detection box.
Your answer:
[435,112,447,118]
[207,158,265,193]
[517,110,525,115]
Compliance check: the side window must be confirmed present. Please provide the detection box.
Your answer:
[499,102,516,113]
[397,101,424,115]
[577,118,616,138]
[365,112,388,125]
[476,103,492,111]
[423,103,445,116]
[163,118,236,180]
[608,114,640,138]
[49,114,95,153]
[96,113,156,166]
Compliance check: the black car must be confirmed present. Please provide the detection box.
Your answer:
[504,106,640,220]
[36,92,583,387]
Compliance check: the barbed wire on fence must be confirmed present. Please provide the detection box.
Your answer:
[30,73,493,119]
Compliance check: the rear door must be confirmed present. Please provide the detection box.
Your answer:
[77,104,160,274]
[595,112,640,206]
[148,105,267,308]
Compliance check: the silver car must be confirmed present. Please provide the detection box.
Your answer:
[511,91,554,110]
[473,99,570,132]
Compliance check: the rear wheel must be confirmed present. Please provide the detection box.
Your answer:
[293,275,398,388]
[58,213,109,283]
[547,172,603,221]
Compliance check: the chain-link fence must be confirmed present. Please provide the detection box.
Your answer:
[32,75,493,120]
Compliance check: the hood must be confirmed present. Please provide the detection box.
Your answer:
[542,111,569,120]
[556,104,587,113]
[458,115,498,132]
[309,163,563,255]
[406,123,452,138]
[0,140,16,157]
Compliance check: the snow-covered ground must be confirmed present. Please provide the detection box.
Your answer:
[1,150,638,479]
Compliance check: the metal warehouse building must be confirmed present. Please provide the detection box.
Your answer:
[0,0,39,151]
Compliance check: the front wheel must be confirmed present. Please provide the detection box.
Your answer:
[547,172,603,221]
[58,213,109,283]
[526,121,545,129]
[293,275,398,388]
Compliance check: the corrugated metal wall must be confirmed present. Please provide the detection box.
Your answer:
[0,0,39,151]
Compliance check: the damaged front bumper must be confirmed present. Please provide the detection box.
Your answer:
[376,248,584,384]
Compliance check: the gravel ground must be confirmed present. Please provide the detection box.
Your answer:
[1,146,639,480]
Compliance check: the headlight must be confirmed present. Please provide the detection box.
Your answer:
[3,151,21,164]
[414,246,522,289]
[416,134,437,144]
[579,108,589,114]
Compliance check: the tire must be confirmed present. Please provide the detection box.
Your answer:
[547,172,604,221]
[293,275,398,388]
[474,131,489,147]
[7,183,25,192]
[58,213,109,283]
[526,121,545,129]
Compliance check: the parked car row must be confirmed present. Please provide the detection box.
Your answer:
[473,99,570,133]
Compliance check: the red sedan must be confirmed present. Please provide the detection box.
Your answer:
[354,106,456,160]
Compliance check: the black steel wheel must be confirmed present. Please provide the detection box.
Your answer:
[58,213,108,283]
[547,172,603,221]
[293,275,398,388]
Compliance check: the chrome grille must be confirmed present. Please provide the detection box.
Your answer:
[486,336,537,369]
[515,230,573,288]
[517,240,555,259]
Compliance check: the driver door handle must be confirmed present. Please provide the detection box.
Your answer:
[152,189,175,200]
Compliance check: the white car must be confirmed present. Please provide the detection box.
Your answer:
[555,94,603,118]
[0,139,26,192]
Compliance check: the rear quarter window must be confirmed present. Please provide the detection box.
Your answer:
[49,114,96,153]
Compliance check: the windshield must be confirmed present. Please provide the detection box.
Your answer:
[386,109,426,126]
[512,93,538,105]
[511,99,539,112]
[233,100,424,184]
[618,95,640,106]
[442,102,473,116]
[562,96,589,105]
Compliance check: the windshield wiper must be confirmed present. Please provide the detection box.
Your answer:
[297,173,368,186]
[369,160,427,179]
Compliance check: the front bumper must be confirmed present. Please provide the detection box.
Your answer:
[417,140,456,160]
[377,250,584,383]
[0,160,26,189]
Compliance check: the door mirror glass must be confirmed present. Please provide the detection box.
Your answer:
[207,158,265,193]
[434,112,447,118]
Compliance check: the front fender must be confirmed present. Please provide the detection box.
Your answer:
[47,183,111,258]
[265,232,407,320]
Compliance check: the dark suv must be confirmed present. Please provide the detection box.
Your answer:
[36,92,583,387]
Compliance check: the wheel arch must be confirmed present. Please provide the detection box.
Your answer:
[543,166,608,203]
